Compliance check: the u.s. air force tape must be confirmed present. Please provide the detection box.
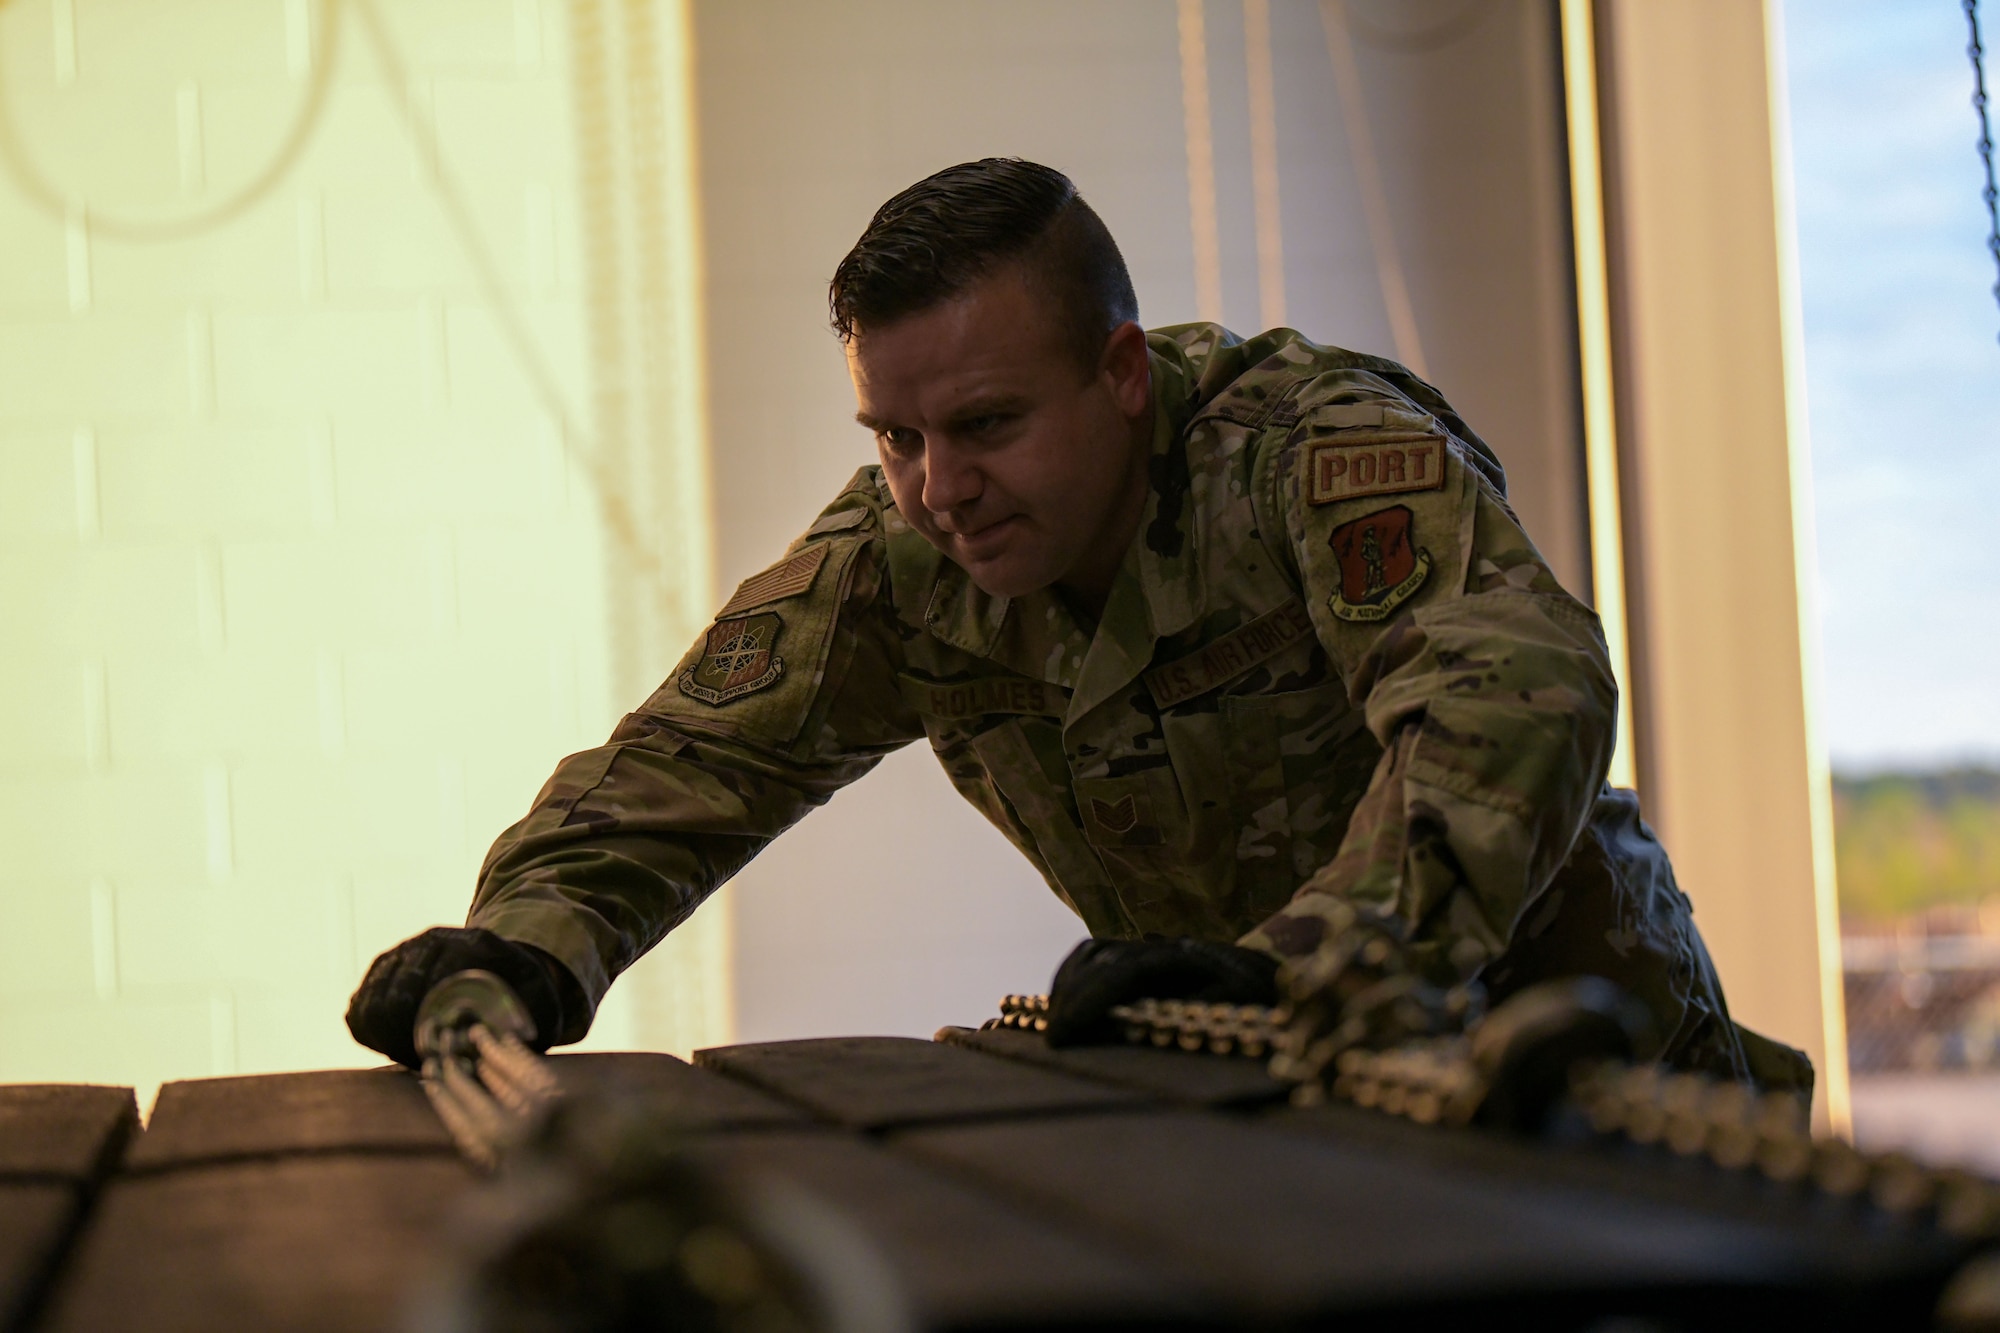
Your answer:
[898,674,1069,721]
[1143,599,1316,709]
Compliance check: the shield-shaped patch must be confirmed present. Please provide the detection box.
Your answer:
[679,613,786,704]
[1327,504,1432,622]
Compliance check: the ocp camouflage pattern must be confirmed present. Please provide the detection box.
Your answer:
[468,325,1774,1083]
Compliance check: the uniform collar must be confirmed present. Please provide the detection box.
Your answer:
[1129,342,1203,641]
[918,343,1207,715]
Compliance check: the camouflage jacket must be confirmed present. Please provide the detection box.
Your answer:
[470,325,1747,1072]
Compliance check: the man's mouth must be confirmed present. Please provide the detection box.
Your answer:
[950,514,1021,559]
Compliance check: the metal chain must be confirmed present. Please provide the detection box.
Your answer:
[421,1022,562,1170]
[986,993,1290,1057]
[1969,0,2000,342]
[1304,1035,1485,1126]
[985,992,2000,1241]
[1568,1062,2000,1237]
[414,971,566,1170]
[423,977,2000,1239]
[989,993,1051,1033]
[1111,997,1288,1058]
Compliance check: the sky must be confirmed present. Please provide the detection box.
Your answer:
[1783,0,2000,772]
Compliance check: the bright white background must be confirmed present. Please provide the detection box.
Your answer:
[1785,0,2000,771]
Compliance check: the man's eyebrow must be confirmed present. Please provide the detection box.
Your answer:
[946,394,1030,428]
[855,395,1028,434]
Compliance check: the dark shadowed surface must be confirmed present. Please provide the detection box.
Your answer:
[938,1025,1291,1108]
[891,1108,1817,1322]
[0,1084,136,1333]
[699,1130,1220,1330]
[0,1085,138,1180]
[39,1156,477,1333]
[693,1036,1145,1129]
[11,1037,1996,1330]
[0,1186,89,1333]
[40,1070,474,1333]
[129,1069,451,1169]
[547,1050,815,1131]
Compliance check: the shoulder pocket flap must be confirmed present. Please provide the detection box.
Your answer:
[805,507,872,537]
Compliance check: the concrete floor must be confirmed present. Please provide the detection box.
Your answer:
[1848,1073,2000,1174]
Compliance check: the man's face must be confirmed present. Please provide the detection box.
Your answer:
[848,266,1153,605]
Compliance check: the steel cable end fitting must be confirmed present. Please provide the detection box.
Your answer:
[416,968,539,1074]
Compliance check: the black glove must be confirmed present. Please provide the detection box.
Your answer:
[1272,903,1484,1093]
[1044,937,1280,1047]
[345,926,587,1069]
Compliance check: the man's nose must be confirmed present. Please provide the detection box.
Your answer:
[922,438,980,516]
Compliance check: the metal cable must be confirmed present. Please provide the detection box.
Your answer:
[0,0,687,600]
[347,0,680,607]
[0,0,343,241]
[1967,0,2000,343]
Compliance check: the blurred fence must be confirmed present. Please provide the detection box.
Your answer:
[1844,935,2000,1073]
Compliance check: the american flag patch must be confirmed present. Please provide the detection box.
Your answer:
[715,543,830,619]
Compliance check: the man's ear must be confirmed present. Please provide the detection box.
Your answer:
[1099,320,1152,420]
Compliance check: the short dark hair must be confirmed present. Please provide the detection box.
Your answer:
[829,158,1140,370]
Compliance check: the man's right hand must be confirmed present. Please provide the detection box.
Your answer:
[345,926,585,1069]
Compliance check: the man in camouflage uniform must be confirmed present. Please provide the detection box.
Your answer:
[348,159,1806,1093]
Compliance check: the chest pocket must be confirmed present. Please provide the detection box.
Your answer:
[960,719,1134,938]
[1219,680,1375,922]
[1073,764,1244,938]
[1074,769,1179,852]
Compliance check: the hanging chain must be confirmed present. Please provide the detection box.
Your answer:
[421,1022,563,1171]
[1969,0,2000,343]
[983,992,2000,1241]
[415,970,564,1171]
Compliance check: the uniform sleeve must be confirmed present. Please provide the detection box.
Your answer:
[1237,375,1618,990]
[467,491,925,1014]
